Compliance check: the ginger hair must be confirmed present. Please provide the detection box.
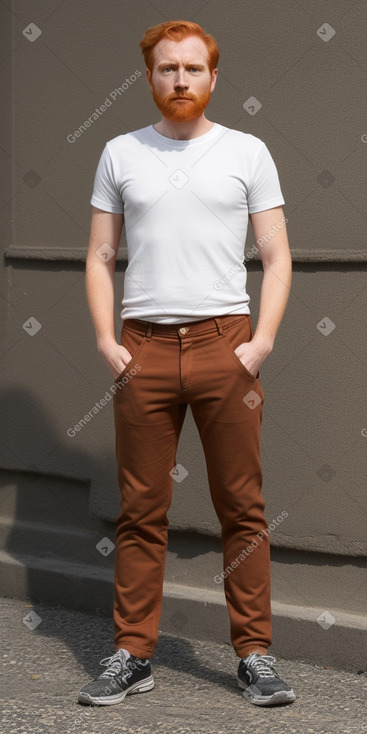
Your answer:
[139,20,219,74]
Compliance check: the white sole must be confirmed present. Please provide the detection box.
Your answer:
[78,675,155,706]
[238,678,296,706]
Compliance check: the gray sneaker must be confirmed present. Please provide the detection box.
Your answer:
[237,652,296,706]
[78,648,154,706]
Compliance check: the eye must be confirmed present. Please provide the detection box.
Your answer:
[161,65,201,72]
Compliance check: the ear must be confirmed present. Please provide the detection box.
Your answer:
[146,67,153,92]
[210,68,218,93]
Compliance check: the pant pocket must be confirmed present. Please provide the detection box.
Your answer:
[114,328,147,383]
[221,316,258,381]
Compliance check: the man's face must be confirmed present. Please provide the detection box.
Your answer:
[146,36,217,122]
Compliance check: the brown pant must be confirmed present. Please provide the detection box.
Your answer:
[112,314,271,659]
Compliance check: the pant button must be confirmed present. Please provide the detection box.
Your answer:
[179,327,189,335]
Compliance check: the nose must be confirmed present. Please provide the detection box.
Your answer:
[174,67,189,92]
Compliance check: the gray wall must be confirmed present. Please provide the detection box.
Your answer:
[1,0,367,663]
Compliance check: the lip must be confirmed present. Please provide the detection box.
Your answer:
[172,97,191,100]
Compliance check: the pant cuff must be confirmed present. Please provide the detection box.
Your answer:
[115,641,154,659]
[237,645,269,658]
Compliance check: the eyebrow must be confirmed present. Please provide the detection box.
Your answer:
[157,61,206,70]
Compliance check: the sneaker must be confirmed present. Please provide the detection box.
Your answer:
[78,648,154,705]
[237,652,296,706]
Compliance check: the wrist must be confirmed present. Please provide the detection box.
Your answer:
[251,333,273,357]
[97,334,117,353]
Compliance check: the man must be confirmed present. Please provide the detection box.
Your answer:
[79,20,295,708]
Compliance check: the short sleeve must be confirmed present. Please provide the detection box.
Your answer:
[90,144,124,214]
[247,143,285,214]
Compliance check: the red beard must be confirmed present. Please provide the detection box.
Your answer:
[151,87,211,121]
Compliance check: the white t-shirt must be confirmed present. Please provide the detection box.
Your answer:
[90,123,285,323]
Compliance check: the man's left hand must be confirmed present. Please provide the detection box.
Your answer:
[234,337,272,378]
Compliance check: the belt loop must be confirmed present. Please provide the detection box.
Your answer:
[145,322,153,339]
[214,317,224,335]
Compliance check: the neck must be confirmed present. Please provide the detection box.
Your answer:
[153,116,215,140]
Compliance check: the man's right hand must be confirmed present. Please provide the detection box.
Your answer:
[97,338,133,380]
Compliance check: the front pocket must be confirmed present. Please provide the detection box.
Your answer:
[222,317,258,381]
[114,328,147,383]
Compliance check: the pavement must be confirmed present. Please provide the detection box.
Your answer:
[1,596,366,734]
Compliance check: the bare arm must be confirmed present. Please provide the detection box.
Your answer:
[85,207,132,379]
[234,206,292,376]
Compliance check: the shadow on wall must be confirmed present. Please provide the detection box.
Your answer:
[0,385,118,669]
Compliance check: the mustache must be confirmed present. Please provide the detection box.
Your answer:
[168,94,195,101]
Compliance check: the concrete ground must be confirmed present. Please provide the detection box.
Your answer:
[1,596,366,734]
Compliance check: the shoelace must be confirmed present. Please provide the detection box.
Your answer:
[246,654,277,678]
[99,650,131,679]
